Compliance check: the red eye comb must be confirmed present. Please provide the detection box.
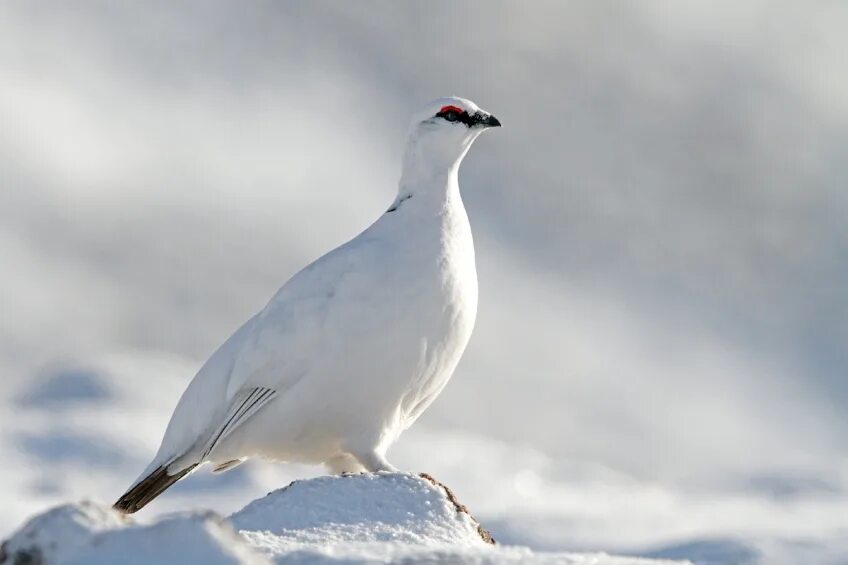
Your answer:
[439,105,464,114]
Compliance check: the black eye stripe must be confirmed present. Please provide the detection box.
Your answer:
[434,108,475,126]
[435,109,464,119]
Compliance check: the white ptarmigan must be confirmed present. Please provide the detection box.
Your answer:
[114,97,501,513]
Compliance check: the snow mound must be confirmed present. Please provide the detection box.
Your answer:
[1,473,686,564]
[231,472,493,546]
[0,501,128,564]
[68,513,269,565]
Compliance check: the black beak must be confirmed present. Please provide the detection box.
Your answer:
[472,112,502,128]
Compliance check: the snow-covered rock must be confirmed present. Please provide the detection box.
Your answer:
[0,501,128,564]
[231,473,494,546]
[1,473,686,564]
[68,513,268,565]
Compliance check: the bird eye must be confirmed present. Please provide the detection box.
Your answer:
[436,105,465,123]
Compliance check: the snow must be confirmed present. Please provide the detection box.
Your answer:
[1,473,685,565]
[229,473,489,545]
[68,514,267,565]
[0,501,127,564]
[1,353,847,564]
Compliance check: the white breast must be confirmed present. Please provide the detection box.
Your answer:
[383,188,478,430]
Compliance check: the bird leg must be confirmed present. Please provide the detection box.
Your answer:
[350,449,399,473]
[325,453,367,475]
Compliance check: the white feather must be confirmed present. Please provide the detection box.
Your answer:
[133,96,499,482]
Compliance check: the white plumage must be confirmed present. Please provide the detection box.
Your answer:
[115,97,501,513]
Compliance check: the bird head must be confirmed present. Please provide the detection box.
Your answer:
[402,97,501,180]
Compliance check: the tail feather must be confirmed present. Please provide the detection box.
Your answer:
[113,463,197,514]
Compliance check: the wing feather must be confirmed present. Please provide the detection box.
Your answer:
[202,386,277,459]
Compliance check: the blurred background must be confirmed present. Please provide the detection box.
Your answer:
[1,1,846,562]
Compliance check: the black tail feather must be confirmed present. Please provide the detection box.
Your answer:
[113,463,197,514]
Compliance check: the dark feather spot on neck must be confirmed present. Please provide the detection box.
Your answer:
[386,193,413,213]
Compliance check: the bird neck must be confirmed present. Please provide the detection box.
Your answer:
[397,127,475,191]
[395,136,471,213]
[394,166,461,215]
